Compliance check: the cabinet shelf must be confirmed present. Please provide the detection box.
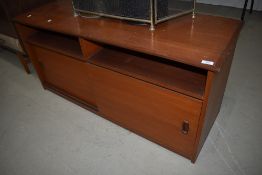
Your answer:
[27,31,84,61]
[89,48,207,99]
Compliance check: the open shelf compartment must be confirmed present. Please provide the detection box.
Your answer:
[89,47,207,99]
[26,30,85,61]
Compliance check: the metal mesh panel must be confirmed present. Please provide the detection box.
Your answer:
[157,0,194,20]
[72,0,194,26]
[73,0,151,20]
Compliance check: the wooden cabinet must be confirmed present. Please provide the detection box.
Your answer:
[14,0,242,163]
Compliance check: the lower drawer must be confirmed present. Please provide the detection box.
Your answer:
[90,65,203,158]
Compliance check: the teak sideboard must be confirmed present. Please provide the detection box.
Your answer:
[14,0,242,162]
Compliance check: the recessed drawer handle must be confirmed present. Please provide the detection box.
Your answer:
[181,120,189,135]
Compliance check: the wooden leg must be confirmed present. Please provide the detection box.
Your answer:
[17,52,31,74]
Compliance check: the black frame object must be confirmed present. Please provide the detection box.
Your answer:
[241,0,254,20]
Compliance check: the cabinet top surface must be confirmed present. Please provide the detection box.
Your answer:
[14,0,242,72]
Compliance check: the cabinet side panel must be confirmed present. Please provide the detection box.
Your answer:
[14,23,36,54]
[192,43,236,162]
[14,23,46,85]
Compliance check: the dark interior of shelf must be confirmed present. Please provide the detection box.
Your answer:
[89,47,207,99]
[26,30,84,61]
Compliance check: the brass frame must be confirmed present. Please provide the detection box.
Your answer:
[73,0,196,31]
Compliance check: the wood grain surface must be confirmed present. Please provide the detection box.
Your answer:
[14,0,242,72]
[13,0,242,162]
[90,64,203,159]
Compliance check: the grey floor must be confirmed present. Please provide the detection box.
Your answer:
[1,5,262,175]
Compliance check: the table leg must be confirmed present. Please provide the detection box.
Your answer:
[17,52,30,74]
